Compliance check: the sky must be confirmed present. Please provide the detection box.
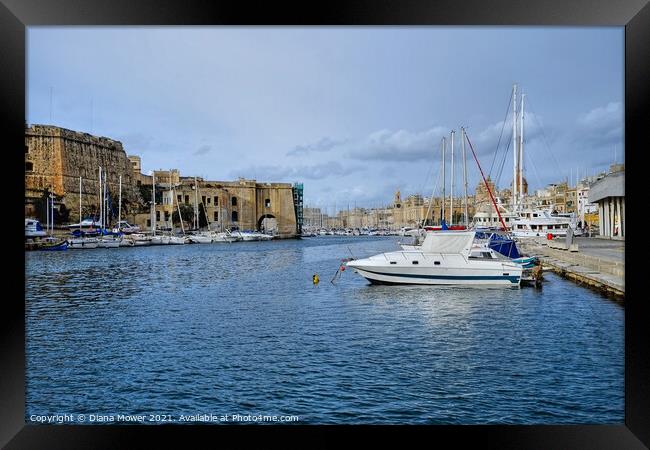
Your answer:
[27,27,624,212]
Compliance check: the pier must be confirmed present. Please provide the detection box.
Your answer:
[518,237,624,299]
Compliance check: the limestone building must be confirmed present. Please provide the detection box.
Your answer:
[25,124,142,223]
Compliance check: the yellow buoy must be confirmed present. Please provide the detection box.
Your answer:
[312,274,320,285]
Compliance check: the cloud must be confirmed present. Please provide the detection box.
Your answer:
[229,161,363,182]
[575,102,623,149]
[345,126,449,162]
[193,144,212,156]
[286,137,347,156]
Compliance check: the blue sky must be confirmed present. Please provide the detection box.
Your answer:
[27,27,623,211]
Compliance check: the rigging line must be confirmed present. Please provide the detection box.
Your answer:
[526,97,564,179]
[422,156,443,227]
[488,88,514,179]
[464,130,508,231]
[525,149,543,192]
[417,156,436,205]
[495,129,513,188]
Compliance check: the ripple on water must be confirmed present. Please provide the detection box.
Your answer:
[25,237,624,424]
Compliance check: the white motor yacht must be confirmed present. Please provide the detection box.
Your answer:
[347,230,523,287]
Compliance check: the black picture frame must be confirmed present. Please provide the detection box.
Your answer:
[1,0,647,447]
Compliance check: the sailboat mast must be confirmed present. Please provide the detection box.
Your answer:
[441,137,446,223]
[46,189,50,233]
[194,176,198,230]
[461,127,469,227]
[519,93,525,207]
[118,175,122,229]
[450,130,455,225]
[98,166,102,229]
[152,172,156,236]
[79,176,82,233]
[512,83,518,211]
[104,170,108,230]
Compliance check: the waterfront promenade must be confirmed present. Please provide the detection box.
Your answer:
[518,237,624,298]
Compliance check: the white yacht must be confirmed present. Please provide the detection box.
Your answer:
[347,231,523,287]
[212,231,239,243]
[188,233,213,244]
[25,219,47,238]
[98,235,122,248]
[68,237,99,249]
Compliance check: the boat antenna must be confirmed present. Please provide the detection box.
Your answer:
[441,137,446,224]
[512,83,518,212]
[465,131,508,231]
[450,129,455,225]
[461,127,469,227]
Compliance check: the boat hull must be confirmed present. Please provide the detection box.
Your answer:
[68,238,99,249]
[188,235,213,244]
[350,266,521,286]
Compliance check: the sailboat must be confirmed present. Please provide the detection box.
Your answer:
[97,168,122,248]
[186,177,214,243]
[68,175,99,249]
[167,171,186,245]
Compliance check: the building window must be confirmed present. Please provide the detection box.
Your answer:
[232,197,237,206]
[177,195,182,203]
[25,145,29,154]
[214,211,218,221]
[185,195,190,204]
[207,197,211,204]
[147,219,151,227]
[156,211,160,221]
[137,180,141,186]
[25,161,33,172]
[164,212,170,222]
[214,196,218,206]
[231,211,238,222]
[265,199,271,208]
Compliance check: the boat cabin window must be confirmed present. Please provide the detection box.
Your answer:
[412,261,419,265]
[531,225,537,230]
[390,261,397,265]
[482,252,492,258]
[434,261,440,265]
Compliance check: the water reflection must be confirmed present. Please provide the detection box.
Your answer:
[25,237,624,424]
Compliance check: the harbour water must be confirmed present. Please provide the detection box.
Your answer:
[25,236,624,424]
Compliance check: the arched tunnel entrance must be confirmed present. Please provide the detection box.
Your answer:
[257,214,277,232]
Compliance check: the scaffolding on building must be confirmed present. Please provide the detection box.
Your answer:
[292,183,304,234]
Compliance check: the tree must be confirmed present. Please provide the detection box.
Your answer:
[58,203,70,224]
[172,204,195,227]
